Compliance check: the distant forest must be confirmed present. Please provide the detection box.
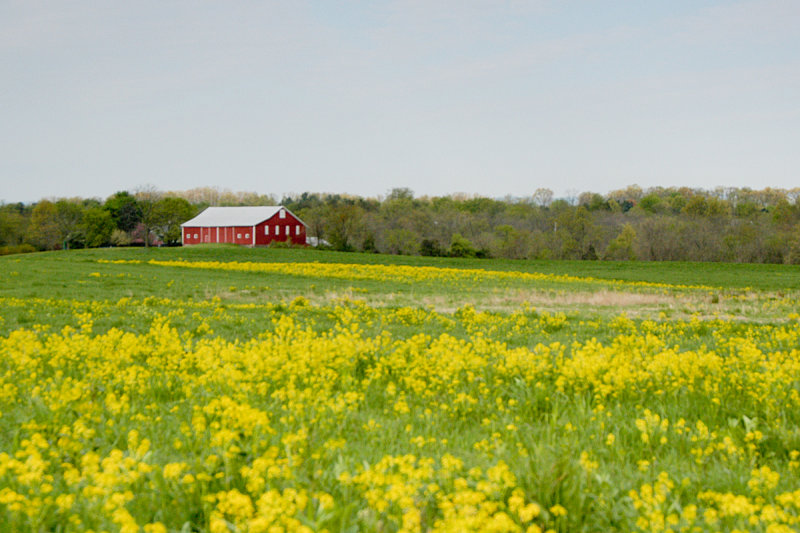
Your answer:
[2,185,800,264]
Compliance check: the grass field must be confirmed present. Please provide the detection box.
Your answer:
[1,247,800,532]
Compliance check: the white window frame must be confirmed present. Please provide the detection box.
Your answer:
[279,209,286,219]
[295,225,300,235]
[285,226,289,236]
[265,226,269,235]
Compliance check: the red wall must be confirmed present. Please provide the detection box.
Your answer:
[183,227,202,244]
[236,226,255,245]
[254,212,306,246]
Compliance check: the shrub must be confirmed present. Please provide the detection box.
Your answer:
[0,244,36,256]
[448,233,477,258]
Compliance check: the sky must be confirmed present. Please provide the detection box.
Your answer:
[1,0,798,204]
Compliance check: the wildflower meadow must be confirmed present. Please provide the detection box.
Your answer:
[1,247,800,532]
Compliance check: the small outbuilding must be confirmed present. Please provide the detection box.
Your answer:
[181,206,307,247]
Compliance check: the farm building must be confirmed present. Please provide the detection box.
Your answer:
[181,206,307,247]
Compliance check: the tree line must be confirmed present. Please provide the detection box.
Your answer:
[0,188,195,253]
[2,185,800,264]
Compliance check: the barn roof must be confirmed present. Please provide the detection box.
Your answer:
[181,206,305,227]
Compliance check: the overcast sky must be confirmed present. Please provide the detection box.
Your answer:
[2,1,798,204]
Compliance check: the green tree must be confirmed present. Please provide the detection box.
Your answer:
[604,224,637,260]
[448,233,477,258]
[492,224,529,259]
[772,199,797,228]
[579,192,610,211]
[706,197,730,217]
[637,194,663,214]
[26,201,61,250]
[54,199,85,249]
[420,239,444,257]
[324,203,364,252]
[554,206,599,260]
[734,202,759,218]
[682,196,709,217]
[104,191,142,233]
[385,228,420,255]
[386,187,414,201]
[81,207,115,247]
[152,197,196,245]
[0,204,29,246]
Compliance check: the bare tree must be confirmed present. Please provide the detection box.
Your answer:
[531,188,553,208]
[135,185,162,247]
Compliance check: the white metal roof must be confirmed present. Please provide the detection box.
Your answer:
[181,206,304,227]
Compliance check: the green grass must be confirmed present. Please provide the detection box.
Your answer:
[7,245,799,289]
[6,247,800,304]
[0,246,796,365]
[2,247,798,338]
[2,247,800,531]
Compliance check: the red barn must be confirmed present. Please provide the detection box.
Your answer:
[181,206,307,247]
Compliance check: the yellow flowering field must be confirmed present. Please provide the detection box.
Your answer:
[2,250,800,532]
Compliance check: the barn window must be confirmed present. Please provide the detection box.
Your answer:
[265,226,269,235]
[285,226,289,236]
[275,225,279,234]
[194,234,199,239]
[295,225,300,235]
[237,233,241,239]
[279,209,286,219]
[245,233,250,239]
